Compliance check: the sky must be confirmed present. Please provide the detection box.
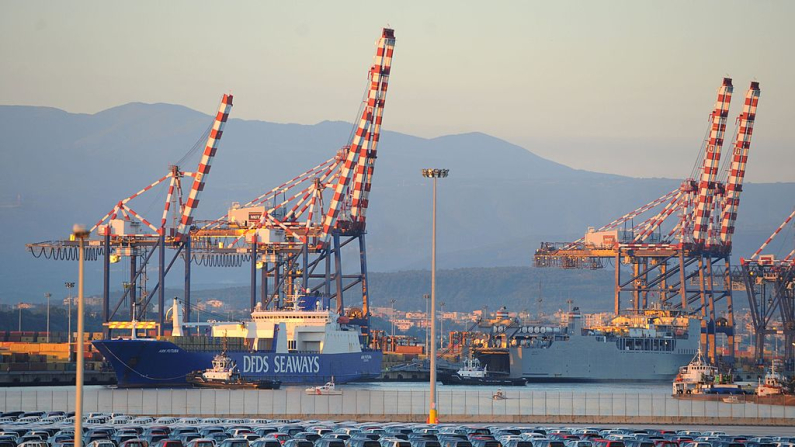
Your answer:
[2,0,794,182]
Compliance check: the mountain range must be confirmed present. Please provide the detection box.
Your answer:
[1,102,793,306]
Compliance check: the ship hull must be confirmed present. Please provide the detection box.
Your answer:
[93,339,382,388]
[510,336,698,382]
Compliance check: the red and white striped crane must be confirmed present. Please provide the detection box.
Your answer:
[719,82,760,246]
[534,78,763,364]
[176,94,233,239]
[190,29,397,331]
[693,78,733,245]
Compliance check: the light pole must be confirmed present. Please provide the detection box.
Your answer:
[45,293,51,342]
[73,224,89,447]
[65,282,75,353]
[18,303,22,331]
[421,167,448,424]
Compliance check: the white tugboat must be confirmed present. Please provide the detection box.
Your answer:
[673,348,745,396]
[306,377,342,395]
[756,360,785,397]
[187,350,281,389]
[441,356,526,386]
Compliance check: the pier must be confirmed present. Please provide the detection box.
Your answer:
[2,387,793,425]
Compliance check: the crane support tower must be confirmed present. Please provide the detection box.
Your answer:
[27,94,234,334]
[740,206,795,369]
[534,79,762,364]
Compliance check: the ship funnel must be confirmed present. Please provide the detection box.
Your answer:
[171,297,185,336]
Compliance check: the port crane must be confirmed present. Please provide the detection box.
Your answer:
[26,28,396,341]
[534,79,761,363]
[739,207,795,368]
[27,94,234,334]
[185,28,396,337]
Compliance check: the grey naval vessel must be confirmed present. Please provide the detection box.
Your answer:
[503,309,700,382]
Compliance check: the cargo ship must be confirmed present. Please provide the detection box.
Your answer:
[503,309,700,382]
[468,309,700,382]
[93,298,382,388]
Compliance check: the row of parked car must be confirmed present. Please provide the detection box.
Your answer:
[0,412,793,447]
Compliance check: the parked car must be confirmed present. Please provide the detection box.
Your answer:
[250,440,282,447]
[121,440,150,447]
[219,438,250,447]
[186,439,217,447]
[154,440,185,447]
[87,440,117,447]
[315,440,347,447]
[282,440,312,447]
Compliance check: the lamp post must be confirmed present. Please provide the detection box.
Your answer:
[65,282,75,353]
[421,167,448,424]
[72,224,89,447]
[45,293,51,342]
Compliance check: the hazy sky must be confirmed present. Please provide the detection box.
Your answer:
[2,1,793,182]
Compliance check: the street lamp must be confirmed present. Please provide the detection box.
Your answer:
[421,167,448,424]
[45,293,51,342]
[65,282,75,353]
[72,224,89,447]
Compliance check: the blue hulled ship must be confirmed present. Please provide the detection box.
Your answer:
[93,298,382,388]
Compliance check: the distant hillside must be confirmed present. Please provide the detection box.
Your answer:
[1,103,794,303]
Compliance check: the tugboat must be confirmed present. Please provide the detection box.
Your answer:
[441,356,526,386]
[306,377,342,395]
[672,347,718,395]
[756,360,785,397]
[186,351,281,390]
[672,348,746,396]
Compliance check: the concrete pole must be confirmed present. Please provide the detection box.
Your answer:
[429,175,438,424]
[73,224,89,447]
[421,168,448,424]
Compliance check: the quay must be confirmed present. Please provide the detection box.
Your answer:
[1,387,793,425]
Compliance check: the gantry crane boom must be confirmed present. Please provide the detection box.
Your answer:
[350,28,396,224]
[323,29,396,236]
[720,82,761,245]
[176,94,233,239]
[693,78,733,245]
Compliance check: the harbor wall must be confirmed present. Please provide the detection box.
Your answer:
[1,388,793,425]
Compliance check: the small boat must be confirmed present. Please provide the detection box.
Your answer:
[492,390,507,400]
[441,356,526,386]
[306,378,342,395]
[756,360,785,397]
[186,352,281,390]
[672,348,719,395]
[722,395,742,404]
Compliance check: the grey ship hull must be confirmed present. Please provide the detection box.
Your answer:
[509,318,700,382]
